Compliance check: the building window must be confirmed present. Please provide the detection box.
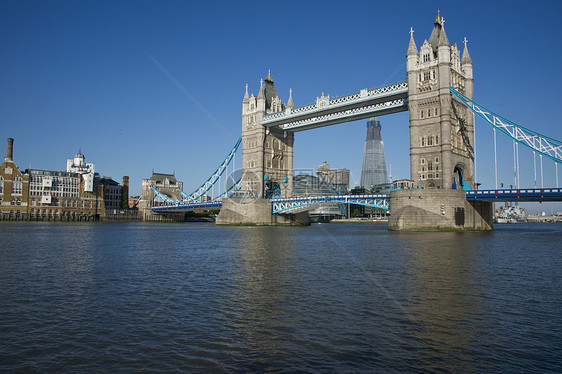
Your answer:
[12,176,22,195]
[432,70,436,79]
[0,176,3,193]
[435,135,439,145]
[420,158,426,165]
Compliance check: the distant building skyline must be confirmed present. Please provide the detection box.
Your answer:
[360,117,388,189]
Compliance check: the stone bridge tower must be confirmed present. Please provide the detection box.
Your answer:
[406,12,474,190]
[241,72,294,198]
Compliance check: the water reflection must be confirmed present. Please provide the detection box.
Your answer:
[220,227,297,367]
[400,232,491,371]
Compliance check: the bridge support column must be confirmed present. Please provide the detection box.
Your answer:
[388,189,493,231]
[216,198,310,226]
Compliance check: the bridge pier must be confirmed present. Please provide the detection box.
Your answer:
[216,198,310,226]
[388,189,493,231]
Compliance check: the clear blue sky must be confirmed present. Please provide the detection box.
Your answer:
[1,1,561,213]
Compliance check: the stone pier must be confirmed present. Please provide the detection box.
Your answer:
[216,198,310,226]
[388,189,493,231]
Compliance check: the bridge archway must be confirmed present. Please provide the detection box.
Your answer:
[453,165,465,190]
[265,181,281,199]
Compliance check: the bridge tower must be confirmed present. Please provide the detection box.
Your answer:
[406,12,474,190]
[390,13,492,231]
[241,71,294,198]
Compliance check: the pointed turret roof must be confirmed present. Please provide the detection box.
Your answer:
[287,88,294,108]
[438,23,449,47]
[257,78,265,99]
[428,10,448,52]
[243,83,249,101]
[461,37,472,64]
[407,27,417,56]
[257,71,280,109]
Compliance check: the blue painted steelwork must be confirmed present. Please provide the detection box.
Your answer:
[151,188,562,214]
[177,137,242,203]
[271,194,390,214]
[466,188,562,202]
[210,175,242,202]
[152,201,223,212]
[451,87,562,163]
[152,137,242,205]
[151,186,176,203]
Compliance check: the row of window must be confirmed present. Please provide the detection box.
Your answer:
[265,157,285,169]
[30,191,79,198]
[420,157,440,165]
[420,172,440,180]
[420,107,439,119]
[9,198,21,205]
[30,177,79,184]
[246,139,288,151]
[419,157,440,180]
[29,198,94,209]
[419,70,436,81]
[420,135,439,147]
[29,209,91,216]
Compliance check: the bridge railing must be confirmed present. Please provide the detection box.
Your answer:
[262,81,408,126]
[467,188,562,201]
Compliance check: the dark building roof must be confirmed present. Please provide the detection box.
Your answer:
[99,177,120,186]
[258,72,282,110]
[150,172,177,184]
[427,13,448,53]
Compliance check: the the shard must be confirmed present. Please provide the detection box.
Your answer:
[360,117,388,189]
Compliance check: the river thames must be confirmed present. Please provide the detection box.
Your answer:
[1,222,561,372]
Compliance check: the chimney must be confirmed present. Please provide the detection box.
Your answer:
[6,138,14,162]
[121,176,130,209]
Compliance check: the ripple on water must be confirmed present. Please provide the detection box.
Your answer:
[1,222,562,372]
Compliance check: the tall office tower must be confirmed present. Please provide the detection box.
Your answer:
[360,117,388,189]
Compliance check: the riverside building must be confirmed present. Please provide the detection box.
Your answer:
[0,137,128,221]
[0,138,29,220]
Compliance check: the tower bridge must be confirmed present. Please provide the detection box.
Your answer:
[151,13,562,230]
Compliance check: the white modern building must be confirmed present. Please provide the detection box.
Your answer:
[67,152,95,192]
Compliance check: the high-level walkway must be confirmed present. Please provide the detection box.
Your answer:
[261,81,408,131]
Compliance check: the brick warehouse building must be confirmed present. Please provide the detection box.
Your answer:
[0,138,127,221]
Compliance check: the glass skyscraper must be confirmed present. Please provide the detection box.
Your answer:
[360,117,388,189]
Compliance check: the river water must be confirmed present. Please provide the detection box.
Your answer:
[1,222,561,372]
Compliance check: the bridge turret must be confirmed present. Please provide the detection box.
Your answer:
[287,88,294,109]
[407,12,475,190]
[461,38,473,98]
[240,72,294,199]
[242,84,250,114]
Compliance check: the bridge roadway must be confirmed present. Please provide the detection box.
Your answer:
[151,188,562,214]
[261,81,408,131]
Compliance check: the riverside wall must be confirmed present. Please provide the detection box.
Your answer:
[216,198,310,226]
[388,189,493,231]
